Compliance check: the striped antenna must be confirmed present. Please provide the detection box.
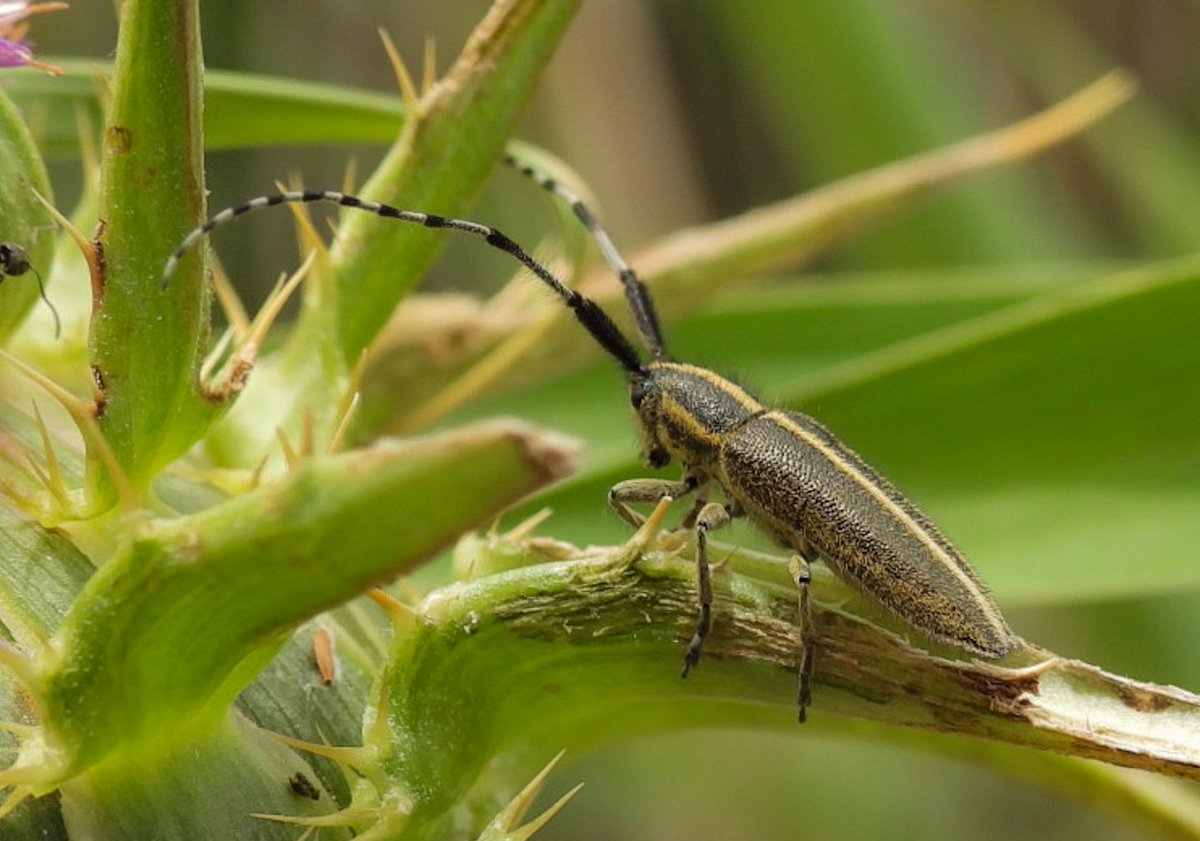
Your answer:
[160,190,645,375]
[503,154,667,361]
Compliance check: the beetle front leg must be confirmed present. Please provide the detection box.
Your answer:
[681,501,732,677]
[675,486,711,530]
[607,475,699,529]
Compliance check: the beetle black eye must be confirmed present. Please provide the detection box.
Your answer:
[630,381,648,409]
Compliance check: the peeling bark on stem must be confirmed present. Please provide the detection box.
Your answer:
[425,522,1200,782]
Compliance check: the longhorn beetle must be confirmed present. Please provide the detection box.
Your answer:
[163,155,1019,721]
[1,241,61,338]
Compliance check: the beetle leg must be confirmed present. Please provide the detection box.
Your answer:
[676,490,708,530]
[788,554,816,723]
[607,475,699,529]
[681,501,732,677]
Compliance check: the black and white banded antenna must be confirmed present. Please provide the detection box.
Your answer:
[1,242,61,339]
[502,154,667,362]
[160,189,647,376]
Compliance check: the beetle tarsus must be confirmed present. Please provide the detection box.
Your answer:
[681,603,710,677]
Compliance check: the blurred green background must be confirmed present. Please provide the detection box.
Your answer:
[27,2,1200,839]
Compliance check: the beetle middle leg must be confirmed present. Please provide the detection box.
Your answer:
[681,500,735,677]
[610,478,738,678]
[675,488,709,531]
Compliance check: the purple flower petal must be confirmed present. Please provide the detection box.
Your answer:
[0,38,32,67]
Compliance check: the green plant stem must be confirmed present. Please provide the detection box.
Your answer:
[375,529,1200,839]
[2,420,576,790]
[93,0,214,501]
[203,0,582,470]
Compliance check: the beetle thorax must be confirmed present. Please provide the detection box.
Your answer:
[629,362,763,470]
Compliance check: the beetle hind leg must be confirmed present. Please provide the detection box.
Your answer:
[788,554,816,723]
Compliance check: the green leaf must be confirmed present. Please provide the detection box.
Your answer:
[6,61,406,158]
[785,256,1200,607]
[696,1,1091,266]
[960,0,1200,254]
[0,505,93,644]
[58,713,349,841]
[236,613,386,807]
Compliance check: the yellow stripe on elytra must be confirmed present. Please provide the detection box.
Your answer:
[766,410,1004,633]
